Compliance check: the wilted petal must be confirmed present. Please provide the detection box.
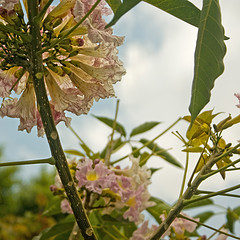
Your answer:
[36,103,72,137]
[69,64,115,102]
[0,83,37,133]
[45,69,87,115]
[0,68,18,97]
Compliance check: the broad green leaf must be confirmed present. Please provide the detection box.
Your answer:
[139,151,151,166]
[147,196,172,224]
[144,0,201,27]
[89,210,137,239]
[100,138,126,158]
[222,114,240,130]
[43,196,62,216]
[226,208,239,233]
[182,146,205,153]
[233,206,240,216]
[105,0,122,13]
[193,211,214,224]
[80,143,92,158]
[64,149,85,157]
[189,0,226,123]
[140,138,182,168]
[92,115,126,137]
[130,121,160,137]
[106,0,142,28]
[39,215,75,240]
[150,167,162,175]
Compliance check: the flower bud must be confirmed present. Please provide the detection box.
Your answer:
[68,50,78,57]
[14,67,25,79]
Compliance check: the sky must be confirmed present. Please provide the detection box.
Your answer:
[1,0,240,237]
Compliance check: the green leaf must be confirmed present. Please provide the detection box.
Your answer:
[80,142,92,158]
[140,138,182,168]
[147,196,172,224]
[139,151,151,166]
[100,138,126,158]
[105,0,122,13]
[39,215,75,240]
[144,0,201,27]
[92,115,126,137]
[150,167,162,175]
[64,149,85,157]
[226,208,239,233]
[189,0,226,122]
[43,196,62,216]
[193,211,214,224]
[106,0,142,28]
[130,121,160,137]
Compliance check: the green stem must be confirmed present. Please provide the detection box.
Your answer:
[179,152,189,197]
[0,157,55,167]
[196,190,240,198]
[184,184,240,206]
[150,152,220,240]
[27,1,96,239]
[112,117,182,164]
[69,126,95,155]
[105,99,120,165]
[179,214,240,240]
[39,0,101,54]
[35,0,54,22]
[203,157,240,180]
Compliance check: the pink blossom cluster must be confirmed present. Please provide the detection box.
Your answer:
[0,0,18,11]
[0,0,125,136]
[51,156,155,224]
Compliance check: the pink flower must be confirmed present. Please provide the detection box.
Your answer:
[214,228,228,240]
[0,0,125,136]
[234,93,240,108]
[61,198,73,214]
[75,158,114,194]
[130,221,158,240]
[124,185,155,223]
[160,213,199,237]
[0,0,19,11]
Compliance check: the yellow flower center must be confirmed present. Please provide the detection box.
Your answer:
[126,197,136,207]
[86,170,99,181]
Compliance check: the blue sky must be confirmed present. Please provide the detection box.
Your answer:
[1,0,240,236]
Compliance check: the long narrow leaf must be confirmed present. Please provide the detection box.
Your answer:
[140,138,182,168]
[189,0,226,122]
[105,0,122,13]
[130,121,160,137]
[106,0,142,28]
[144,0,201,27]
[147,196,172,224]
[92,115,126,137]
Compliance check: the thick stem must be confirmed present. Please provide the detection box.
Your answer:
[150,153,218,240]
[27,1,96,239]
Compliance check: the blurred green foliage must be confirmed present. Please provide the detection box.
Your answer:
[0,147,57,239]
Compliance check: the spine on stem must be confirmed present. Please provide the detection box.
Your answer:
[27,1,96,239]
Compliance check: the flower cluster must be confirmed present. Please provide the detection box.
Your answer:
[51,156,155,224]
[0,0,125,136]
[160,213,199,239]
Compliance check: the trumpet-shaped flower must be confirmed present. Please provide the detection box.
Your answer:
[0,0,125,136]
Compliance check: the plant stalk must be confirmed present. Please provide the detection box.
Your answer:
[27,1,96,239]
[150,152,220,240]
